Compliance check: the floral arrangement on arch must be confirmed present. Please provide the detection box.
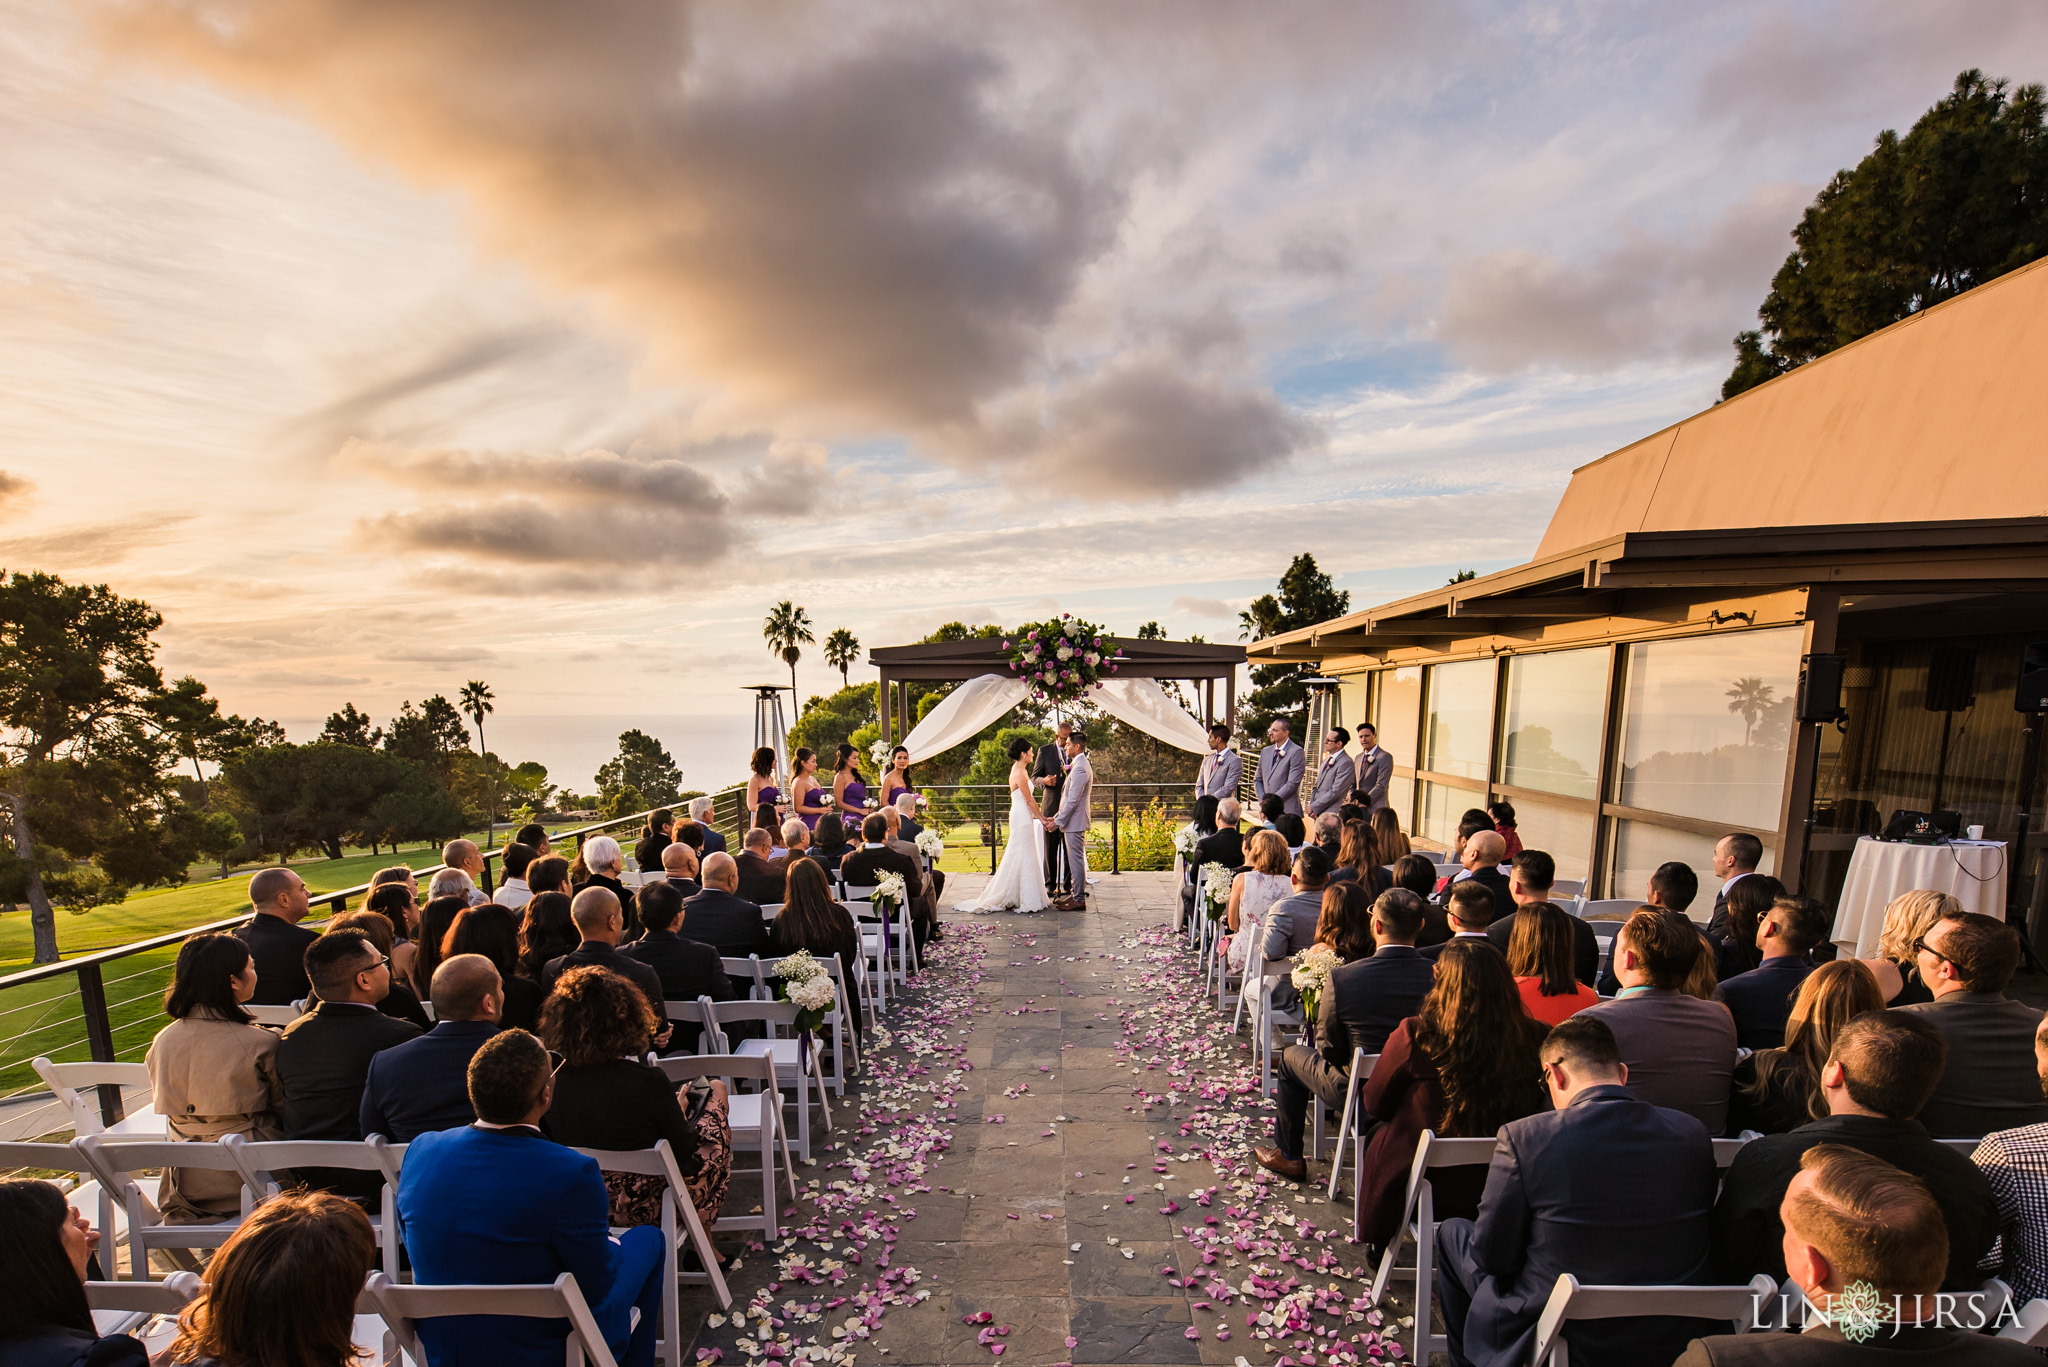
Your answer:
[1002,615,1125,704]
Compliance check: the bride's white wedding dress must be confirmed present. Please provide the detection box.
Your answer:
[959,769,1052,915]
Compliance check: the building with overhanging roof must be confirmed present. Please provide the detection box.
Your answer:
[1248,254,2048,933]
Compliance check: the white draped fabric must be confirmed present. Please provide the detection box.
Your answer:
[899,674,1031,762]
[1090,677,1211,754]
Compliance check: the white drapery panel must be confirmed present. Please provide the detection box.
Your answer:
[900,674,1031,763]
[1090,677,1211,754]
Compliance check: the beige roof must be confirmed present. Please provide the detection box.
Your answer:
[1536,253,2048,559]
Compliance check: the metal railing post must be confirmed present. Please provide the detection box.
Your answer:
[75,963,123,1127]
[1111,793,1120,875]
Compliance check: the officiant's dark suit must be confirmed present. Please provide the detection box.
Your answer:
[1034,739,1068,895]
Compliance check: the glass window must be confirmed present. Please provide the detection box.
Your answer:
[1499,796,1595,883]
[1500,648,1608,800]
[1337,674,1372,757]
[1387,772,1414,830]
[1376,667,1421,768]
[1418,778,1486,847]
[1605,818,1775,901]
[1616,627,1802,829]
[1424,660,1495,782]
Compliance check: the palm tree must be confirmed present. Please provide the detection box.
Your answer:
[763,601,815,704]
[459,680,495,754]
[1725,676,1775,746]
[824,628,860,687]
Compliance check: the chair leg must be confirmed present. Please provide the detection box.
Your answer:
[1327,1086,1356,1201]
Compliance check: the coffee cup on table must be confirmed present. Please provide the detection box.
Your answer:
[1967,824,1985,841]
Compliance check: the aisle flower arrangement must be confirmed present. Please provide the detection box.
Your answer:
[1290,943,1341,1023]
[870,870,908,913]
[914,828,944,862]
[773,948,839,1032]
[1173,821,1202,860]
[1001,615,1124,704]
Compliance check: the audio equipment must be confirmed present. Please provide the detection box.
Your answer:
[1797,652,1848,724]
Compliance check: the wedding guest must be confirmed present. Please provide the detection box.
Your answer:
[1728,960,1885,1136]
[539,967,734,1233]
[1328,819,1390,898]
[360,954,503,1142]
[892,794,945,901]
[1489,799,1523,859]
[832,743,871,829]
[440,840,491,905]
[632,809,674,877]
[782,818,813,869]
[659,841,702,896]
[1901,912,2048,1137]
[682,854,772,958]
[1421,881,1497,962]
[1707,831,1764,940]
[527,854,572,898]
[443,904,544,1031]
[1221,829,1294,976]
[320,910,431,1030]
[747,746,784,831]
[619,879,737,1051]
[1714,895,1830,1049]
[1434,829,1511,913]
[1487,849,1598,986]
[1258,793,1305,847]
[1390,853,1452,947]
[1372,807,1411,862]
[517,890,580,981]
[790,747,831,832]
[880,745,915,812]
[685,796,728,856]
[1507,901,1600,1026]
[577,835,639,939]
[0,1178,147,1366]
[1712,873,1785,981]
[145,933,284,1223]
[365,881,422,996]
[537,887,665,1019]
[515,821,552,856]
[1260,846,1333,1007]
[494,841,539,912]
[811,814,851,877]
[1862,889,1962,1007]
[1184,798,1246,929]
[413,893,468,998]
[771,860,866,1037]
[1580,907,1738,1133]
[236,866,318,1006]
[1973,1014,2048,1309]
[735,827,790,905]
[1315,881,1377,962]
[1596,859,1707,996]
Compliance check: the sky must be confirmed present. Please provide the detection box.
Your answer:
[4,0,2047,790]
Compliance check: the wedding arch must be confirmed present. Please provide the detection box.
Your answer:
[868,635,1246,762]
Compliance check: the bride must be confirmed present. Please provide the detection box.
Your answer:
[959,736,1052,914]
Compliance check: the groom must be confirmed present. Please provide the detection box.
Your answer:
[1043,729,1093,912]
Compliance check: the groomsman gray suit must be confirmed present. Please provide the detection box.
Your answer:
[1307,746,1355,819]
[1353,742,1393,812]
[1197,745,1241,802]
[1053,743,1095,908]
[1256,734,1305,816]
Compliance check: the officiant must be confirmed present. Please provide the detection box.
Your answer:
[1034,719,1073,898]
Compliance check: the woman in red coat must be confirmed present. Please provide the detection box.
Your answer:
[1353,940,1549,1254]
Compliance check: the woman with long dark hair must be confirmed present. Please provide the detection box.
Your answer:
[880,745,914,812]
[811,814,851,877]
[364,881,421,996]
[443,905,545,1031]
[1328,820,1391,898]
[771,859,865,1035]
[634,808,675,877]
[832,744,870,832]
[1728,959,1884,1135]
[789,748,830,832]
[1371,807,1411,862]
[747,747,785,832]
[412,894,468,995]
[145,933,285,1224]
[1713,874,1786,981]
[1348,940,1548,1254]
[160,1191,376,1367]
[1507,901,1601,1025]
[0,1179,146,1366]
[517,890,579,981]
[1313,881,1376,963]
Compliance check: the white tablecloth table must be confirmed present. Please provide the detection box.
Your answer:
[1829,837,2009,958]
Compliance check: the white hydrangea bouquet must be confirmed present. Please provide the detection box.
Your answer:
[915,828,944,861]
[1291,943,1341,1023]
[1199,870,1231,921]
[871,870,909,913]
[774,948,839,1033]
[1173,821,1202,859]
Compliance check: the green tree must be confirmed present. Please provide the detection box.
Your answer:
[595,730,681,806]
[1447,569,1477,584]
[1723,70,2048,399]
[383,696,469,785]
[1136,621,1166,639]
[320,703,381,748]
[602,782,647,822]
[220,741,456,860]
[151,676,280,802]
[790,683,879,759]
[824,628,860,687]
[458,680,494,753]
[1237,553,1351,738]
[508,760,556,813]
[762,600,816,702]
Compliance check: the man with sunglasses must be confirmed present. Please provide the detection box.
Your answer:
[1902,912,2048,1138]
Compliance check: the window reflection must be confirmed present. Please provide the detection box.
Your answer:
[1424,660,1495,782]
[1377,666,1422,768]
[1607,818,1775,901]
[1418,778,1486,847]
[1617,628,1801,829]
[1500,648,1607,800]
[1499,797,1595,882]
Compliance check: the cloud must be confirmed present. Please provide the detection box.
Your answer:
[0,470,34,518]
[1172,595,1231,619]
[0,512,196,566]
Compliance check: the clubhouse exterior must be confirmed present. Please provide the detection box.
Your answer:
[1248,254,2048,938]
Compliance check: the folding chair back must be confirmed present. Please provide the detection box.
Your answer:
[707,999,832,1162]
[223,1134,403,1275]
[245,1004,303,1028]
[33,1057,165,1139]
[756,953,859,1089]
[87,1271,201,1338]
[722,956,770,997]
[1711,1137,1752,1169]
[2001,1296,2048,1345]
[1530,1273,1778,1365]
[1366,1130,1499,1364]
[368,1269,619,1367]
[1577,898,1639,920]
[78,1135,254,1278]
[573,1139,731,1365]
[664,996,729,1053]
[2,1142,126,1275]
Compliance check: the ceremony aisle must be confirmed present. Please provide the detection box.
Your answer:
[682,871,1420,1367]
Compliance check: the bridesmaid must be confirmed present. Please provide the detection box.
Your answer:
[880,745,915,812]
[832,743,870,829]
[791,747,831,831]
[746,747,785,832]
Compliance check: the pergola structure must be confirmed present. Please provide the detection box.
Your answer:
[868,637,1246,744]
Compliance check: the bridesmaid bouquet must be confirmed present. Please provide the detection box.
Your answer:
[1291,944,1341,1023]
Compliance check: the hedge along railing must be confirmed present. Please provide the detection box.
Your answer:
[0,787,750,1142]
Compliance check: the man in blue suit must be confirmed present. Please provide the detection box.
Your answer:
[396,1029,666,1367]
[360,954,502,1142]
[1435,1015,1722,1367]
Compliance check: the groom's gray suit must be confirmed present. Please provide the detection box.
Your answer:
[1054,750,1094,906]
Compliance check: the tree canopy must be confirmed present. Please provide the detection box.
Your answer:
[596,729,682,807]
[1724,69,2048,399]
[1237,554,1350,737]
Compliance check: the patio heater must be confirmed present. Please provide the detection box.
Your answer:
[745,683,792,792]
[1299,676,1343,812]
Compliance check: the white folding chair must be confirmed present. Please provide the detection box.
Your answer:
[245,1004,303,1028]
[86,1270,201,1339]
[1324,1050,1380,1198]
[1938,1137,1985,1152]
[1365,1130,1499,1364]
[843,885,914,987]
[1711,1137,1754,1170]
[756,952,859,1092]
[33,1057,166,1139]
[663,997,728,1056]
[841,897,894,1011]
[1550,879,1587,900]
[79,1135,254,1279]
[369,1269,618,1367]
[1529,1273,1779,1365]
[223,1134,404,1276]
[722,955,770,999]
[654,1053,797,1242]
[1237,960,1304,1097]
[2001,1296,2048,1345]
[710,999,833,1162]
[574,1139,733,1367]
[1,1141,130,1276]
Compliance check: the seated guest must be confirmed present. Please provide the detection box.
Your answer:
[1372,807,1411,862]
[658,840,702,896]
[1313,811,1343,856]
[276,930,421,1198]
[620,880,737,1051]
[1434,811,1497,894]
[682,854,773,958]
[1714,895,1829,1049]
[632,808,674,878]
[1391,853,1452,947]
[1438,1014,1721,1367]
[441,840,492,906]
[1328,819,1391,900]
[1331,941,1547,1254]
[1581,908,1738,1133]
[1421,880,1497,961]
[1729,960,1885,1137]
[1973,1013,2048,1309]
[1712,872,1784,982]
[809,814,851,877]
[527,853,572,899]
[1713,1010,1997,1291]
[1183,798,1246,927]
[1707,831,1762,939]
[1863,888,1961,1007]
[576,836,639,938]
[1489,799,1523,859]
[893,794,945,900]
[1486,850,1597,985]
[1903,911,2048,1137]
[771,861,866,1037]
[157,1191,376,1367]
[841,815,927,949]
[684,796,728,856]
[881,805,942,933]
[492,841,539,912]
[444,905,544,1031]
[360,954,503,1142]
[0,1178,147,1366]
[1435,829,1510,912]
[145,933,284,1224]
[1192,793,1220,835]
[781,819,817,874]
[516,889,579,981]
[1597,859,1706,996]
[1258,845,1333,1008]
[515,821,552,856]
[365,881,423,997]
[1681,1146,2038,1365]
[320,910,431,1030]
[414,892,467,992]
[538,968,733,1235]
[538,888,667,1025]
[396,1030,668,1367]
[1257,793,1305,847]
[735,827,790,905]
[236,866,319,1005]
[1255,888,1436,1180]
[1221,829,1294,977]
[1507,900,1601,1025]
[1315,881,1377,962]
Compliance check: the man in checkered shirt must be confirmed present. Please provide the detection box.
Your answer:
[1974,1012,2048,1304]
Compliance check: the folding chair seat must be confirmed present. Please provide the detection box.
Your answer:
[369,1269,619,1367]
[1,1140,132,1276]
[1364,1130,1499,1363]
[1530,1273,1778,1364]
[841,897,894,1011]
[573,1139,733,1366]
[709,1000,833,1162]
[78,1135,254,1279]
[654,1053,796,1242]
[223,1133,404,1276]
[34,1057,167,1139]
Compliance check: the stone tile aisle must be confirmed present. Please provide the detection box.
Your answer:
[680,870,1420,1367]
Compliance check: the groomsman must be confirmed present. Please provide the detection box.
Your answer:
[1197,723,1241,803]
[1256,719,1305,819]
[1035,721,1073,896]
[1353,722,1393,812]
[1307,727,1356,819]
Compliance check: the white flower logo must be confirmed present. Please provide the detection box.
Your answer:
[1833,1282,1888,1343]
